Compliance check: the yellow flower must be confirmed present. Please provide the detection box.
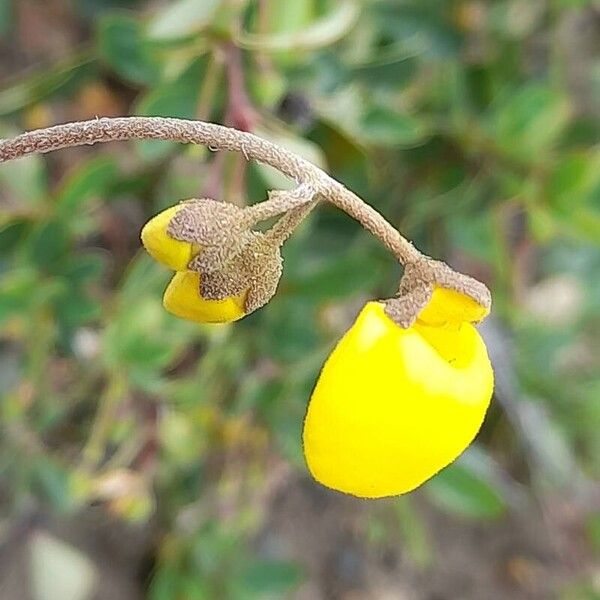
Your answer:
[163,271,246,324]
[141,205,197,271]
[303,299,493,498]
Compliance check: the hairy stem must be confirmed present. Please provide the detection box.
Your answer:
[241,184,316,226]
[266,198,320,246]
[0,117,421,265]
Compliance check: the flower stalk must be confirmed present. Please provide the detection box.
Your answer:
[0,116,491,326]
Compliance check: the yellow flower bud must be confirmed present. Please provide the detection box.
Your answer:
[417,286,490,325]
[163,271,246,324]
[303,301,493,498]
[141,206,197,271]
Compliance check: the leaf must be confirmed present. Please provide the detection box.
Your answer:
[351,50,418,90]
[309,118,370,195]
[134,57,208,160]
[147,0,222,41]
[0,219,30,254]
[288,249,387,300]
[374,3,464,58]
[55,156,118,216]
[30,532,97,600]
[566,208,600,244]
[239,1,360,52]
[255,0,315,38]
[0,268,38,323]
[30,459,75,512]
[446,210,501,263]
[27,220,71,273]
[0,127,47,204]
[61,254,107,285]
[259,298,322,364]
[237,560,303,597]
[393,497,433,568]
[546,151,600,217]
[0,53,95,116]
[98,14,161,85]
[361,106,429,147]
[55,288,102,328]
[425,459,506,520]
[103,260,200,386]
[488,84,571,160]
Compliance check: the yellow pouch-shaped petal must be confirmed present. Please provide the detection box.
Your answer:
[141,206,196,271]
[417,286,489,325]
[303,301,493,498]
[163,271,246,324]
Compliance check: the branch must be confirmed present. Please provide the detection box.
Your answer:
[0,116,421,265]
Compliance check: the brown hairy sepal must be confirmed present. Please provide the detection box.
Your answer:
[189,231,283,315]
[384,257,492,328]
[167,198,248,273]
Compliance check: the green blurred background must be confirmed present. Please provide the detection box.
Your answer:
[1,0,599,598]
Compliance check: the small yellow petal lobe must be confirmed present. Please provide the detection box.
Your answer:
[141,206,195,271]
[417,286,489,325]
[163,271,246,324]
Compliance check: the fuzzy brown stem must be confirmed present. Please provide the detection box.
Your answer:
[241,184,316,226]
[0,117,421,264]
[266,198,320,246]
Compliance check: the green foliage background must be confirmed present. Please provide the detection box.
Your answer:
[1,0,599,598]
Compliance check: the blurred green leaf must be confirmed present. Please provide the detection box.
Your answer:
[288,248,386,300]
[30,459,76,513]
[0,268,38,323]
[27,220,70,272]
[256,0,315,38]
[0,219,30,254]
[374,3,464,57]
[488,84,571,160]
[309,119,370,194]
[147,0,222,41]
[361,106,429,147]
[55,287,102,329]
[0,141,47,205]
[237,560,303,597]
[425,461,506,520]
[104,300,175,370]
[239,0,359,52]
[61,254,106,285]
[98,14,161,85]
[258,297,322,364]
[546,151,600,217]
[55,157,119,217]
[0,53,94,116]
[393,497,433,568]
[351,51,418,90]
[135,56,208,160]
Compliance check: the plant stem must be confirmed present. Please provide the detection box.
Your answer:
[0,117,422,265]
[266,198,320,246]
[241,184,316,225]
[80,374,126,471]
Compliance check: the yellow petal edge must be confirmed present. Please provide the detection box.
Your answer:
[141,205,196,271]
[303,301,494,498]
[163,271,246,324]
[418,286,490,325]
